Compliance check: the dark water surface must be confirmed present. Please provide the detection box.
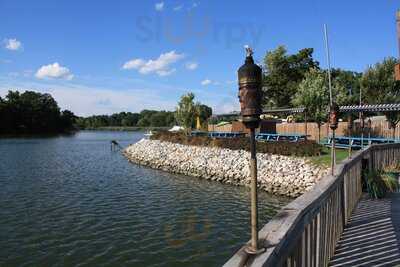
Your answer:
[0,131,290,267]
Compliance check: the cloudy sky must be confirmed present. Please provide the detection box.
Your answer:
[0,1,398,116]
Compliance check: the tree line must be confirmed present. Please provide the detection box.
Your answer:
[76,95,212,130]
[76,110,176,129]
[0,89,212,134]
[0,90,76,134]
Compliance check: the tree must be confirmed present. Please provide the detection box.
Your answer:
[195,104,213,127]
[292,68,329,142]
[263,46,319,108]
[137,116,151,127]
[330,69,362,106]
[150,112,168,127]
[361,57,400,138]
[59,110,76,130]
[175,93,196,130]
[0,90,76,134]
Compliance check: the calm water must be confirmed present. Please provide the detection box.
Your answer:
[0,131,289,267]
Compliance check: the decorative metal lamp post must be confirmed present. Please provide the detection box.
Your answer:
[238,46,264,254]
[329,102,339,175]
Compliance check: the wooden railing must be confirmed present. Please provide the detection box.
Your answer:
[224,143,400,267]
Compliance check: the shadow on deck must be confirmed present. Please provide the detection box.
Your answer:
[329,193,400,267]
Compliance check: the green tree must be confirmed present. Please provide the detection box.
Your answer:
[150,112,167,127]
[175,93,196,130]
[263,46,319,108]
[331,69,362,106]
[292,68,329,142]
[137,116,151,127]
[361,57,400,138]
[0,90,76,134]
[195,104,213,126]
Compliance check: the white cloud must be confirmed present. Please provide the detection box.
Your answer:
[201,79,211,86]
[173,4,183,11]
[188,2,198,10]
[35,62,74,80]
[155,2,164,11]
[4,38,22,51]
[122,51,184,76]
[185,62,198,70]
[122,59,145,70]
[157,68,176,76]
[201,79,221,86]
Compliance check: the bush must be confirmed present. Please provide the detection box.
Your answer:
[151,131,324,157]
[364,169,398,199]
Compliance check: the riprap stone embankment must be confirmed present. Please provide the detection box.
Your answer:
[123,139,327,197]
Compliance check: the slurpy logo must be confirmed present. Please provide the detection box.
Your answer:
[135,13,265,51]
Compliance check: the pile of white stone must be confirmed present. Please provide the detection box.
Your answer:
[123,139,328,197]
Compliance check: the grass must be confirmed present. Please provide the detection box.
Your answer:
[364,169,399,199]
[308,147,351,167]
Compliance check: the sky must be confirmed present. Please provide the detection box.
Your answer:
[0,0,399,116]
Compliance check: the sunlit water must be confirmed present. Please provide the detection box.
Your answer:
[0,131,290,267]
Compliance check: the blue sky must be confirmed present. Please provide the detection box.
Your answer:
[0,0,398,116]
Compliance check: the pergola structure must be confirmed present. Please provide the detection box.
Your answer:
[213,104,400,120]
[339,104,400,113]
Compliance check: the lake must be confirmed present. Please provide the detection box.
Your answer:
[0,131,290,267]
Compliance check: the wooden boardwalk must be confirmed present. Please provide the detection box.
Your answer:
[330,193,400,267]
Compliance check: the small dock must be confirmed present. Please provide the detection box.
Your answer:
[329,193,400,267]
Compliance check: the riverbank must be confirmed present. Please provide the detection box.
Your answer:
[80,126,170,132]
[124,139,328,197]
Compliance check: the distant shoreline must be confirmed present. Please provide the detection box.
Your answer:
[81,126,170,132]
[0,127,167,138]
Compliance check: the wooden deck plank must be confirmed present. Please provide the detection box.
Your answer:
[329,193,400,267]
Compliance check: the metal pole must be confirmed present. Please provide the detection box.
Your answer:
[396,10,400,59]
[324,24,333,106]
[249,127,259,252]
[324,24,335,174]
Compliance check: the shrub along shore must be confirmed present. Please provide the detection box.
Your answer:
[123,133,327,197]
[150,131,324,157]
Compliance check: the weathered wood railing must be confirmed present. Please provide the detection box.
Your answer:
[224,143,400,267]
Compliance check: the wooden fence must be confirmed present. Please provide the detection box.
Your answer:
[223,143,400,267]
[277,120,400,141]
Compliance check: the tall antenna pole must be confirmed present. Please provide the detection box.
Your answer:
[395,11,400,82]
[324,24,336,175]
[397,10,400,59]
[324,24,333,106]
